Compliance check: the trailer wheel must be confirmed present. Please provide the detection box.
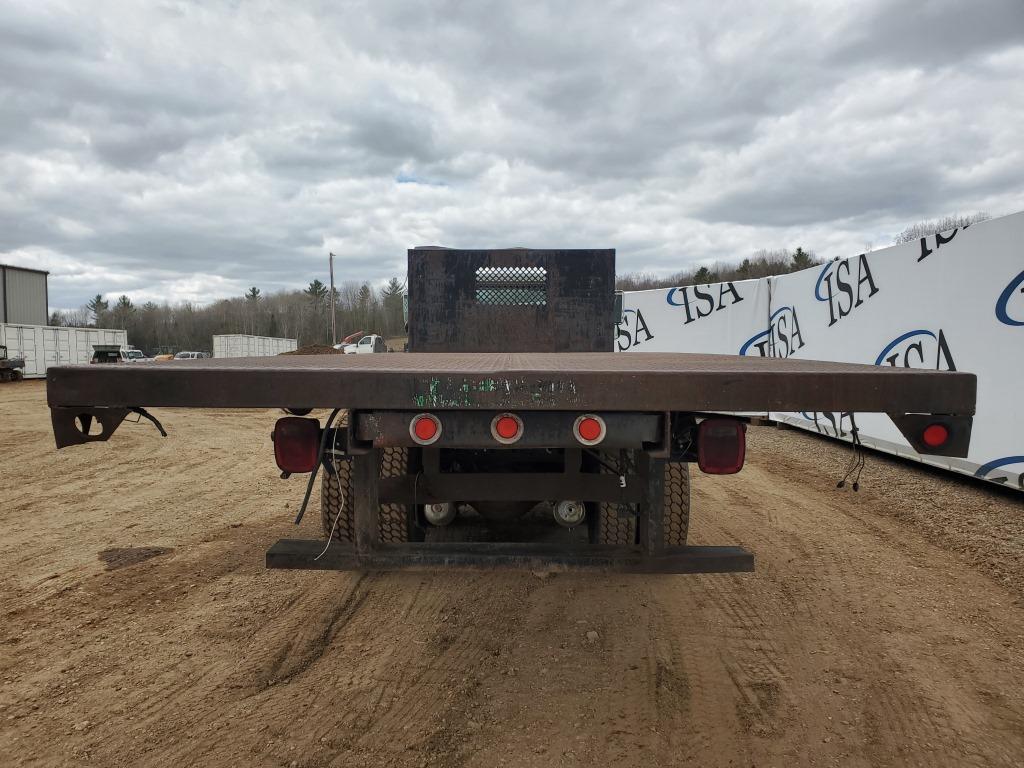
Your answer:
[378,447,413,543]
[321,457,355,542]
[663,461,690,546]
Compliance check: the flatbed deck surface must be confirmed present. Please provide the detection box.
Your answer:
[46,352,976,414]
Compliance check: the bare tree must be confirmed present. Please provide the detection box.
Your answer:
[616,247,820,291]
[894,212,991,244]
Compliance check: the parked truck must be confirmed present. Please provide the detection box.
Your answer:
[46,248,976,573]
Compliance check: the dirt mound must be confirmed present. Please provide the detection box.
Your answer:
[279,344,342,355]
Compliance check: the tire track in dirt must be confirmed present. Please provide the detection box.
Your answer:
[2,385,1024,767]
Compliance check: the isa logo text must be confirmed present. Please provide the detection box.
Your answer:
[739,306,805,358]
[814,254,879,327]
[874,329,956,370]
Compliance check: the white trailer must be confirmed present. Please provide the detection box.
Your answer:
[0,324,128,379]
[212,334,297,358]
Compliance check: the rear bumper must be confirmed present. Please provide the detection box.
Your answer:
[265,539,754,574]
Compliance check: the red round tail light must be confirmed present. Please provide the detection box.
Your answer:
[573,414,606,445]
[491,413,523,444]
[922,423,950,448]
[410,413,441,445]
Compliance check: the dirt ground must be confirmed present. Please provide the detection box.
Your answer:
[1,380,1022,767]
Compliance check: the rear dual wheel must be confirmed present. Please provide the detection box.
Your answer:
[321,447,415,543]
[594,452,690,547]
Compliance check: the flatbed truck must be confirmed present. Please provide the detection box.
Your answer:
[46,248,976,573]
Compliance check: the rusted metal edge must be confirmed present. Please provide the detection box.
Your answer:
[264,539,755,573]
[46,358,977,415]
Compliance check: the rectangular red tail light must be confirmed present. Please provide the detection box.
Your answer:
[697,418,746,474]
[273,417,321,473]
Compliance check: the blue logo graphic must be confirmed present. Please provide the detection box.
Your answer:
[739,306,805,358]
[973,456,1024,488]
[813,262,833,302]
[665,282,744,325]
[995,269,1024,326]
[874,329,935,366]
[812,254,879,326]
[874,328,955,371]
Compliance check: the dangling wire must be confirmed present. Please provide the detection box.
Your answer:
[836,420,865,491]
[294,408,341,525]
[314,418,346,561]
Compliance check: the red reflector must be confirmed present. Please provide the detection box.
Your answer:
[697,419,746,475]
[410,414,441,444]
[495,416,520,440]
[273,417,320,474]
[922,423,950,448]
[490,413,523,444]
[414,417,437,440]
[578,418,602,442]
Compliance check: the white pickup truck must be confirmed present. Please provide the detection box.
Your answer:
[90,345,152,363]
[336,334,387,354]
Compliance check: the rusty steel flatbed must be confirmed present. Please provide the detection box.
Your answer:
[47,352,975,414]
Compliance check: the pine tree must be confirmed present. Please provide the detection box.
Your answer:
[111,295,135,330]
[87,294,109,326]
[304,279,328,306]
[791,247,814,271]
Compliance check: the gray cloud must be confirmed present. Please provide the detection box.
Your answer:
[0,0,1022,311]
[832,0,1024,68]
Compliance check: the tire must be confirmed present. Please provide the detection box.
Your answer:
[595,450,638,545]
[594,453,690,547]
[378,447,412,543]
[321,457,355,542]
[663,461,690,547]
[320,446,413,543]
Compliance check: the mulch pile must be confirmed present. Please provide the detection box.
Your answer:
[279,345,343,355]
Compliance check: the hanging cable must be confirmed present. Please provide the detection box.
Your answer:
[294,408,341,525]
[836,420,864,491]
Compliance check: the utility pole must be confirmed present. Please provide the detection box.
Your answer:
[329,252,337,346]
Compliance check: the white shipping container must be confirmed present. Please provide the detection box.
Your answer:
[212,334,297,358]
[0,324,128,378]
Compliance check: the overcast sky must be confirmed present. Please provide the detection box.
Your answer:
[2,0,1023,311]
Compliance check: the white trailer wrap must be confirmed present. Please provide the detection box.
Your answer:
[0,324,128,378]
[212,334,297,358]
[620,210,1024,491]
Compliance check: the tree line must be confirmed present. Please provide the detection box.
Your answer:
[616,211,990,292]
[616,247,819,291]
[49,278,406,355]
[46,213,992,352]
